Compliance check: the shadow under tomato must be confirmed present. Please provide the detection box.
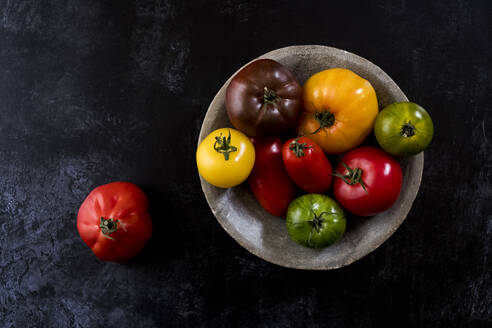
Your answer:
[121,185,181,265]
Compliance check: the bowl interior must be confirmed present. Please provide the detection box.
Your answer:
[198,45,423,270]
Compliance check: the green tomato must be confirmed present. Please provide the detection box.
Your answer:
[374,102,434,156]
[286,194,346,248]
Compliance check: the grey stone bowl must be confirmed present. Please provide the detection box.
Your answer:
[198,45,423,270]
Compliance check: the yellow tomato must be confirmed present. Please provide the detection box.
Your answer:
[297,68,379,154]
[196,128,255,188]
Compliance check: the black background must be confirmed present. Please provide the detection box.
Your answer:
[0,0,491,327]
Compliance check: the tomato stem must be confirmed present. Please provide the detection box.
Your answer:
[213,129,237,161]
[309,210,337,233]
[100,217,126,241]
[289,138,312,157]
[263,86,278,105]
[314,111,335,130]
[309,210,324,233]
[400,121,416,137]
[333,162,368,193]
[300,110,335,136]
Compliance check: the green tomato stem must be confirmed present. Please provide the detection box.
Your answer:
[100,217,126,241]
[400,121,416,137]
[213,129,237,161]
[332,162,368,193]
[300,110,335,136]
[309,210,337,233]
[289,138,312,158]
[263,86,278,105]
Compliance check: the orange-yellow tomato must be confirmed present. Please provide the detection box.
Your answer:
[297,68,378,154]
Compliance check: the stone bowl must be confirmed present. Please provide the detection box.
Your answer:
[198,45,423,270]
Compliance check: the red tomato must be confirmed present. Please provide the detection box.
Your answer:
[248,137,296,217]
[333,147,402,216]
[77,182,152,262]
[282,137,333,193]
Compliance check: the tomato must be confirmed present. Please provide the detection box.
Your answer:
[296,68,378,154]
[197,128,255,188]
[333,147,402,216]
[286,194,346,248]
[248,137,296,217]
[281,137,333,193]
[375,102,434,156]
[77,182,152,262]
[226,59,302,137]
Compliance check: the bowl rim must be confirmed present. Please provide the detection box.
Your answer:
[198,45,424,270]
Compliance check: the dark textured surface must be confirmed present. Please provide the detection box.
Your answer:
[0,0,490,327]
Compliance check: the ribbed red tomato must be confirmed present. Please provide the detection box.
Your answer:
[333,147,402,216]
[77,182,152,261]
[282,137,333,193]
